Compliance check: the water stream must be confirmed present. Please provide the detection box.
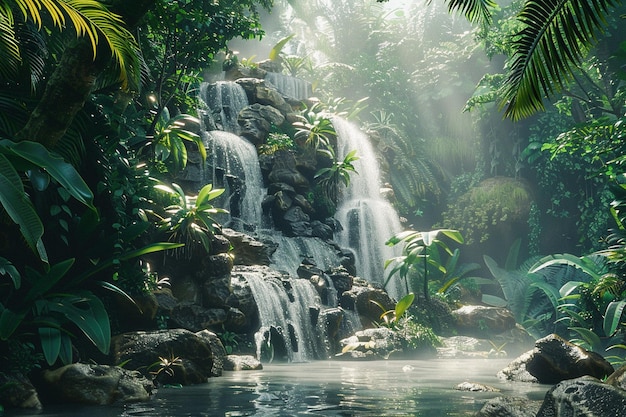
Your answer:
[11,359,549,416]
[332,118,405,300]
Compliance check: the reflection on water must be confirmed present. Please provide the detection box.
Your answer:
[9,359,549,417]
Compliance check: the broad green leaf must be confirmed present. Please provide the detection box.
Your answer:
[604,301,626,336]
[39,326,62,365]
[2,140,95,211]
[0,163,47,263]
[395,293,415,319]
[0,257,21,289]
[0,306,25,339]
[481,293,508,307]
[25,258,75,302]
[269,34,295,60]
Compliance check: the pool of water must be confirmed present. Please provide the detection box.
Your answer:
[9,359,549,417]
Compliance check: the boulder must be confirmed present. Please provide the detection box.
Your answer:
[339,285,395,327]
[41,364,152,405]
[111,329,216,385]
[238,104,285,145]
[0,372,41,409]
[268,150,309,193]
[222,228,276,266]
[476,396,541,417]
[455,382,500,392]
[223,355,263,371]
[235,78,292,115]
[337,326,435,360]
[497,334,615,384]
[451,305,517,337]
[536,376,626,417]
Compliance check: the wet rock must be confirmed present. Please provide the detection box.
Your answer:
[223,228,275,266]
[238,104,285,145]
[204,253,234,277]
[0,372,41,409]
[497,334,614,384]
[437,336,498,359]
[318,307,345,355]
[455,381,500,392]
[41,364,152,405]
[235,78,292,115]
[224,355,263,371]
[328,266,353,294]
[111,329,215,385]
[339,285,394,327]
[536,376,626,417]
[195,330,227,377]
[311,220,334,240]
[451,305,516,337]
[476,396,541,417]
[268,150,309,192]
[338,327,435,360]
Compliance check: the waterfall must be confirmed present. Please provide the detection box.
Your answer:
[332,118,404,300]
[240,268,325,362]
[264,72,311,100]
[203,130,265,227]
[199,81,248,133]
[265,234,340,276]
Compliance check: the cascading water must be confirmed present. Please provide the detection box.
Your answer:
[264,72,311,100]
[267,234,340,276]
[203,130,265,227]
[332,117,405,300]
[238,267,325,362]
[199,81,248,133]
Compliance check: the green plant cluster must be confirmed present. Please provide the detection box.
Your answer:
[440,178,532,244]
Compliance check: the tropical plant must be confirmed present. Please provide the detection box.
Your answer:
[314,148,359,203]
[293,103,336,153]
[0,139,96,264]
[385,229,464,301]
[370,292,415,329]
[150,182,228,260]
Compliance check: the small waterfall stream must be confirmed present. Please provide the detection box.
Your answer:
[199,81,248,133]
[239,267,325,362]
[332,118,405,300]
[202,130,265,227]
[264,72,311,100]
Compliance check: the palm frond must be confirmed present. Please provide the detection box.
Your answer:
[501,0,620,120]
[0,9,20,80]
[443,0,496,24]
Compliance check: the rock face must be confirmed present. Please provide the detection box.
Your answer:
[339,283,395,327]
[498,334,615,384]
[536,376,626,417]
[41,364,152,405]
[223,355,263,371]
[111,329,223,385]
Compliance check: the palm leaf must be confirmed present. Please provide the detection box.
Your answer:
[501,0,620,120]
[443,0,496,24]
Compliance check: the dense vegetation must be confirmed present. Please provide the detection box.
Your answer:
[1,0,625,390]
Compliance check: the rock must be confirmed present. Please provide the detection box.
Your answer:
[204,253,234,277]
[339,285,395,327]
[223,228,276,266]
[497,334,615,384]
[536,376,626,417]
[169,303,228,331]
[318,307,346,356]
[527,334,614,384]
[328,267,353,294]
[111,329,215,385]
[195,329,227,377]
[337,326,436,360]
[235,78,292,115]
[268,150,309,192]
[311,220,334,240]
[497,350,539,383]
[223,355,263,371]
[455,381,500,392]
[437,336,497,359]
[451,305,517,337]
[0,372,41,409]
[476,396,541,417]
[238,104,285,145]
[41,364,152,405]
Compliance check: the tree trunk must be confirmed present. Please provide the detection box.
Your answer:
[16,0,155,148]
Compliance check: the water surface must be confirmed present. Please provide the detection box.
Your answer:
[10,359,549,417]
